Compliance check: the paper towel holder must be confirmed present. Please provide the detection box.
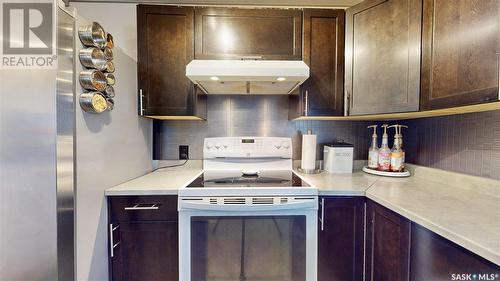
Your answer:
[298,129,322,174]
[297,167,322,174]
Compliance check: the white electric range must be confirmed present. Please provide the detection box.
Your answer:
[178,137,318,281]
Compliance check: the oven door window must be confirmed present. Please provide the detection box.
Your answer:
[191,216,306,281]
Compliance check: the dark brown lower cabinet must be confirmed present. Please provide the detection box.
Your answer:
[106,195,500,281]
[110,222,178,281]
[365,199,411,281]
[318,197,364,281]
[109,196,179,281]
[410,222,500,281]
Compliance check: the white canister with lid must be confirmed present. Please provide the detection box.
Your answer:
[323,141,354,173]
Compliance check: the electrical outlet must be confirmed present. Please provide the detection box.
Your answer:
[179,145,189,160]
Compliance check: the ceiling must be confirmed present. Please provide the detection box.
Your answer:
[68,0,363,8]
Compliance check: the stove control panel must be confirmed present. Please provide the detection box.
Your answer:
[203,137,292,159]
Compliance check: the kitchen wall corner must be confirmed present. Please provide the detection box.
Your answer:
[71,3,152,281]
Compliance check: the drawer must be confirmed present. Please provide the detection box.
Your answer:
[109,195,178,222]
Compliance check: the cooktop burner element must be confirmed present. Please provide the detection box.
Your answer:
[187,170,306,188]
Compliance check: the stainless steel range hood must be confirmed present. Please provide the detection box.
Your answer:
[186,60,309,94]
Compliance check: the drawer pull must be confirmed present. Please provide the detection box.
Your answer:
[124,203,159,210]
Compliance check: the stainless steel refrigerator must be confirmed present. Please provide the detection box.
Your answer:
[0,3,152,280]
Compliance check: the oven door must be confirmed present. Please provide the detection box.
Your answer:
[178,196,318,281]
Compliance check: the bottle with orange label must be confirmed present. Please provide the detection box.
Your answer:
[389,125,408,172]
[377,124,391,171]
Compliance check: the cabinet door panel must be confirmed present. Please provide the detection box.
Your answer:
[303,9,344,116]
[194,7,302,60]
[137,5,205,118]
[318,197,364,281]
[410,223,500,281]
[420,0,500,110]
[111,221,178,281]
[345,0,421,115]
[366,200,411,281]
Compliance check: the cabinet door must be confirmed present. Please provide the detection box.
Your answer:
[137,5,206,119]
[410,223,500,281]
[345,0,422,115]
[318,197,364,281]
[420,0,500,110]
[290,9,345,118]
[110,221,178,281]
[194,7,302,60]
[366,200,411,281]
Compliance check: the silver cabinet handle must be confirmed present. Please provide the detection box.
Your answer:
[109,223,119,258]
[240,56,263,60]
[319,198,325,231]
[138,89,144,116]
[497,53,500,100]
[124,203,159,210]
[345,89,350,116]
[304,90,309,116]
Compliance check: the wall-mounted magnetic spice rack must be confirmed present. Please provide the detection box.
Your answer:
[77,22,115,113]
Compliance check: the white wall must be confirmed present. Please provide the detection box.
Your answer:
[72,3,138,60]
[70,3,152,280]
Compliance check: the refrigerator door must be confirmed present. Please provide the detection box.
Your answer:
[0,4,76,281]
[56,6,76,281]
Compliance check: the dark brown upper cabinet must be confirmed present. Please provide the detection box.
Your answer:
[345,0,422,116]
[366,200,411,281]
[420,0,500,110]
[194,7,302,60]
[289,9,345,118]
[137,5,206,119]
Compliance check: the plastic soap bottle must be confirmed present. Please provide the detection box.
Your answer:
[367,125,379,169]
[389,125,404,172]
[399,125,408,170]
[378,124,391,171]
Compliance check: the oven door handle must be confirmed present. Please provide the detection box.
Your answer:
[180,200,317,211]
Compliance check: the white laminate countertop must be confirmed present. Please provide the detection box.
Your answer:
[366,165,500,266]
[293,168,379,196]
[105,161,500,265]
[105,160,203,196]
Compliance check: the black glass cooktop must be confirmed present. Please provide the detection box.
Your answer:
[187,170,307,188]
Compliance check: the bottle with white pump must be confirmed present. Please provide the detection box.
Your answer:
[399,125,408,170]
[367,125,379,169]
[389,125,404,172]
[378,124,391,171]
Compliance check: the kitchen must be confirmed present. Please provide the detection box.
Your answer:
[0,0,499,280]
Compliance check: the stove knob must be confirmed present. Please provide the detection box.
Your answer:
[282,142,290,149]
[223,144,228,149]
[274,143,281,149]
[206,142,213,149]
[215,143,221,149]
